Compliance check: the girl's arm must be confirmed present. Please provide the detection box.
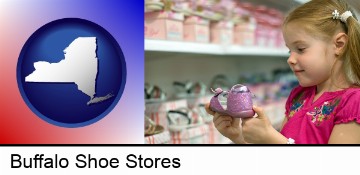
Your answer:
[328,122,360,143]
[280,117,288,131]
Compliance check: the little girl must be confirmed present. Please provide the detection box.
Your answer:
[206,0,360,144]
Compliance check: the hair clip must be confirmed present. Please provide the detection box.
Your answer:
[340,11,353,23]
[332,10,352,23]
[332,10,340,20]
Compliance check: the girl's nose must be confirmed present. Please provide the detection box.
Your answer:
[287,52,297,65]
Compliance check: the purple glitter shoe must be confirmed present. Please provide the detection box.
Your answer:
[210,84,255,118]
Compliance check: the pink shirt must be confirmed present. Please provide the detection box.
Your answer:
[280,86,360,144]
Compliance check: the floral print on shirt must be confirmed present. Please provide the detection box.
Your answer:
[288,92,306,118]
[306,98,340,126]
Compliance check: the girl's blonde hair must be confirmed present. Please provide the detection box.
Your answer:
[283,0,360,86]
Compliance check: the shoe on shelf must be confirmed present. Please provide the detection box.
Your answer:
[167,107,203,131]
[145,116,164,136]
[209,74,232,93]
[173,81,207,98]
[145,83,167,103]
[197,104,214,123]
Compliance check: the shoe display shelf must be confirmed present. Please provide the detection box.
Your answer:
[145,39,289,56]
[146,99,188,131]
[145,130,171,144]
[169,124,210,144]
[145,96,230,144]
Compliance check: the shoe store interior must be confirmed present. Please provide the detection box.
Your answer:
[144,0,360,144]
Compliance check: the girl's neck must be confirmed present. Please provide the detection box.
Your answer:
[313,71,351,102]
[316,83,348,94]
[316,60,352,94]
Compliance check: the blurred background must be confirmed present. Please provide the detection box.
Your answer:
[144,0,360,144]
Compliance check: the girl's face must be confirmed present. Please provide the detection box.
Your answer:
[283,22,337,87]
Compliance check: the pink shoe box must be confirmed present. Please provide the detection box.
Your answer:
[267,28,279,48]
[266,20,279,48]
[145,11,184,40]
[183,16,210,43]
[145,130,171,144]
[233,19,256,46]
[232,2,256,46]
[170,124,209,144]
[145,99,188,130]
[254,6,271,47]
[275,18,285,48]
[210,21,234,45]
[254,19,270,47]
[265,8,284,48]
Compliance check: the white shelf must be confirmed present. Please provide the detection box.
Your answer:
[294,0,309,4]
[145,39,289,57]
[226,46,289,56]
[145,39,224,55]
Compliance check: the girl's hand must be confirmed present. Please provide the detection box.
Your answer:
[241,106,276,143]
[205,103,246,143]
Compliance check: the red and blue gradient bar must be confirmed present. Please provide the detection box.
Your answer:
[0,0,144,144]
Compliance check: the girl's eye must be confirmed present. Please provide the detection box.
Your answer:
[298,48,305,52]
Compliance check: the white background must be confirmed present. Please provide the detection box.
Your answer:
[0,146,359,174]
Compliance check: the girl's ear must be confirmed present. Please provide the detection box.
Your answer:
[334,32,348,56]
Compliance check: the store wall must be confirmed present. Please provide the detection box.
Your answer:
[145,53,289,98]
